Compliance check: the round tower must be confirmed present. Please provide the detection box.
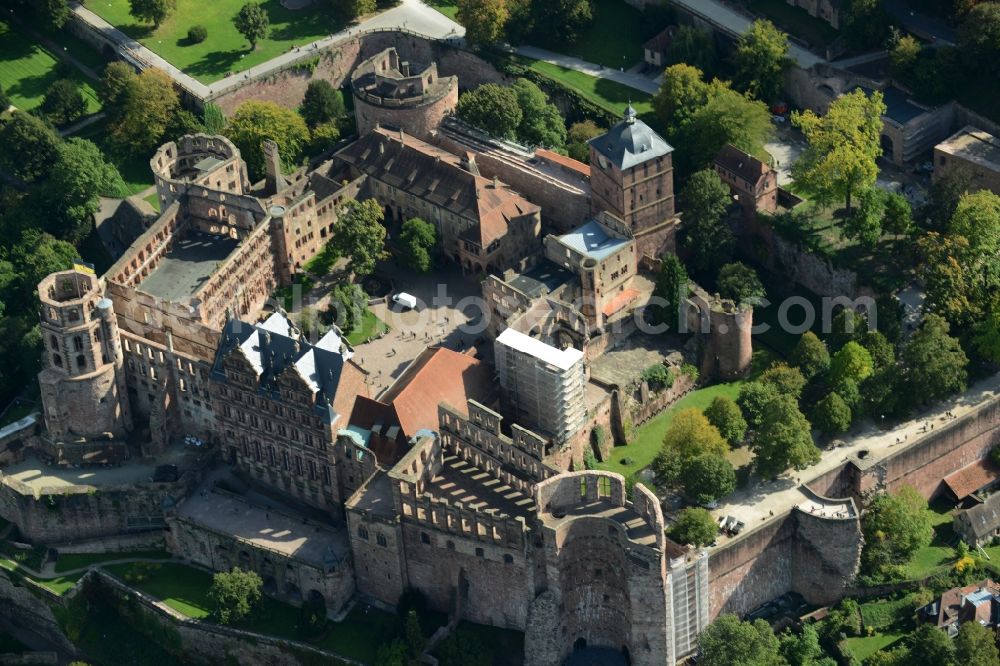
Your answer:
[37,269,132,441]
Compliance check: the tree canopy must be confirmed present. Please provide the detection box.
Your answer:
[716,262,765,305]
[650,253,688,330]
[661,408,728,461]
[458,0,509,47]
[511,79,565,149]
[699,614,784,666]
[129,0,176,27]
[792,89,886,212]
[566,120,602,163]
[456,84,522,140]
[679,169,734,272]
[329,199,387,276]
[704,395,747,445]
[399,217,437,273]
[670,507,718,547]
[753,394,819,478]
[902,313,968,405]
[225,100,309,181]
[0,112,61,183]
[108,68,180,157]
[733,19,790,102]
[209,568,262,625]
[299,80,346,128]
[234,2,270,49]
[790,331,830,379]
[861,485,933,576]
[812,392,851,435]
[681,453,736,505]
[40,79,87,127]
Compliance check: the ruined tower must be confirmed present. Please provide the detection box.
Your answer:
[37,269,132,442]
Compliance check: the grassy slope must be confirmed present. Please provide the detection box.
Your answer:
[54,550,173,573]
[553,0,646,68]
[0,20,100,113]
[527,60,653,118]
[88,0,346,83]
[597,349,774,478]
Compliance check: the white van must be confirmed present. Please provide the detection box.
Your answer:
[392,292,417,310]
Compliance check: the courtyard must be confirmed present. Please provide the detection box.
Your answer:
[1,444,195,490]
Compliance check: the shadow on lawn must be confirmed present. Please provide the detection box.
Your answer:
[185,50,250,78]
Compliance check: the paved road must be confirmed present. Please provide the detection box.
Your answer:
[515,45,660,95]
[72,0,465,101]
[669,0,826,69]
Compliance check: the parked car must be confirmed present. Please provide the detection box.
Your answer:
[392,292,417,310]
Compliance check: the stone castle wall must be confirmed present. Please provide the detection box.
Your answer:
[709,515,795,619]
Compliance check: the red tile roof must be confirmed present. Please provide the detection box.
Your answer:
[944,459,1000,500]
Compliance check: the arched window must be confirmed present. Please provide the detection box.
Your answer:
[357,525,369,540]
[49,335,58,350]
[76,355,87,371]
[376,533,387,547]
[52,353,62,368]
[598,476,611,498]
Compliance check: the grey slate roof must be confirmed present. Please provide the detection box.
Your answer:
[958,492,1000,539]
[589,105,673,171]
[211,313,351,425]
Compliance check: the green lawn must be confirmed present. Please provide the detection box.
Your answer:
[526,60,653,119]
[104,562,214,617]
[144,192,162,212]
[553,0,647,68]
[426,0,459,20]
[0,557,85,595]
[0,20,100,113]
[346,309,388,346]
[54,550,172,573]
[748,0,839,50]
[901,500,958,579]
[842,631,907,661]
[88,0,349,83]
[597,349,774,478]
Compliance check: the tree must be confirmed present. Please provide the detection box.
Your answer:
[399,217,436,273]
[650,253,688,330]
[0,84,8,112]
[860,330,895,370]
[792,89,886,212]
[404,609,426,658]
[299,80,345,128]
[566,120,602,163]
[652,445,683,485]
[203,102,227,134]
[30,0,71,28]
[737,380,780,431]
[44,138,129,241]
[40,79,87,127]
[780,624,822,666]
[679,169,734,272]
[108,68,180,156]
[307,121,340,154]
[458,0,509,47]
[666,25,716,74]
[759,362,807,399]
[188,25,208,44]
[843,187,885,246]
[681,453,736,504]
[790,331,830,379]
[331,0,376,19]
[716,262,765,305]
[530,0,593,45]
[511,79,565,148]
[653,65,772,174]
[128,0,176,27]
[955,619,1000,666]
[949,189,1000,261]
[753,394,819,478]
[436,625,492,666]
[921,169,971,232]
[919,232,977,326]
[330,199,386,276]
[829,341,874,387]
[233,2,270,50]
[209,568,262,624]
[902,314,968,405]
[704,396,747,445]
[225,101,309,181]
[828,308,868,351]
[842,0,890,49]
[99,62,138,110]
[959,2,1000,61]
[670,507,718,547]
[699,615,784,666]
[641,363,674,390]
[889,33,922,81]
[861,485,933,575]
[812,392,851,435]
[456,84,522,139]
[882,190,913,235]
[733,19,789,102]
[907,624,955,666]
[326,282,367,335]
[0,112,60,183]
[662,408,728,461]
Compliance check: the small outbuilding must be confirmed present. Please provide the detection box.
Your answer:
[954,492,1000,548]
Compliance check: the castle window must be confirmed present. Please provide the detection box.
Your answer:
[357,525,369,540]
[255,442,262,462]
[282,451,290,470]
[580,477,587,498]
[322,466,331,485]
[421,532,430,545]
[49,335,58,350]
[308,460,316,480]
[475,547,484,558]
[503,554,513,564]
[52,353,62,368]
[76,355,86,371]
[598,476,611,498]
[68,309,80,322]
[376,533,388,547]
[268,446,276,465]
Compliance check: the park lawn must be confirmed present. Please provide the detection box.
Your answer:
[526,60,653,119]
[747,0,839,51]
[145,191,162,212]
[104,562,214,617]
[901,500,958,579]
[54,549,172,573]
[554,0,646,68]
[88,0,348,83]
[0,557,85,595]
[346,309,388,346]
[597,349,774,478]
[0,20,101,113]
[842,631,907,661]
[426,0,459,20]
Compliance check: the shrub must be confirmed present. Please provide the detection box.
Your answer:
[680,363,699,382]
[641,363,674,390]
[187,25,208,43]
